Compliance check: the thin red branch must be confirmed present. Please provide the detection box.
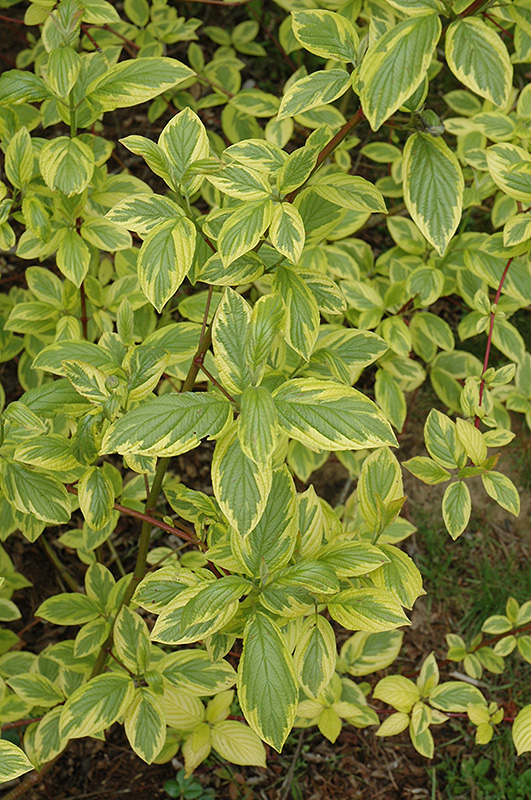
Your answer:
[65,485,197,543]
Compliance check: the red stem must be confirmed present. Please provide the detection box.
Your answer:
[475,257,513,428]
[65,485,197,543]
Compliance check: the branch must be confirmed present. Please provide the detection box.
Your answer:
[284,108,366,203]
[64,485,197,543]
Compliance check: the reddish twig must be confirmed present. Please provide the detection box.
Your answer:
[64,485,198,543]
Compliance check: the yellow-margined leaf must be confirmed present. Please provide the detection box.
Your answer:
[328,587,410,632]
[371,545,425,609]
[0,740,33,783]
[39,136,95,197]
[60,673,135,739]
[238,386,279,469]
[86,57,194,112]
[114,606,151,675]
[7,673,63,707]
[273,378,397,452]
[481,471,520,517]
[207,162,271,200]
[158,107,210,182]
[231,466,298,577]
[106,194,183,236]
[0,461,71,525]
[160,650,236,696]
[486,143,531,204]
[273,266,320,360]
[47,46,81,98]
[34,706,68,765]
[138,216,196,312]
[278,69,351,120]
[291,9,358,62]
[293,615,337,699]
[442,481,471,540]
[238,612,298,752]
[269,203,305,263]
[445,17,512,108]
[5,127,33,189]
[359,14,441,130]
[101,392,233,458]
[212,288,251,395]
[212,423,272,536]
[403,133,464,256]
[124,687,166,764]
[376,711,410,737]
[314,174,387,213]
[218,199,274,266]
[78,466,115,531]
[339,630,404,676]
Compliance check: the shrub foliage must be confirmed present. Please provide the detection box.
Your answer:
[1,0,531,785]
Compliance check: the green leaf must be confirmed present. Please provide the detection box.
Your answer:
[278,69,351,120]
[138,217,196,312]
[0,461,71,524]
[513,705,531,755]
[212,288,251,395]
[101,392,232,457]
[442,481,471,540]
[445,17,512,107]
[269,203,305,263]
[481,471,520,517]
[291,10,358,62]
[124,688,166,764]
[359,14,441,130]
[328,588,410,632]
[238,386,279,469]
[212,424,272,536]
[218,199,274,266]
[238,612,298,751]
[272,266,320,361]
[36,592,101,625]
[60,673,135,739]
[403,133,464,256]
[293,615,337,699]
[39,136,95,197]
[86,57,194,112]
[0,740,33,783]
[273,378,397,452]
